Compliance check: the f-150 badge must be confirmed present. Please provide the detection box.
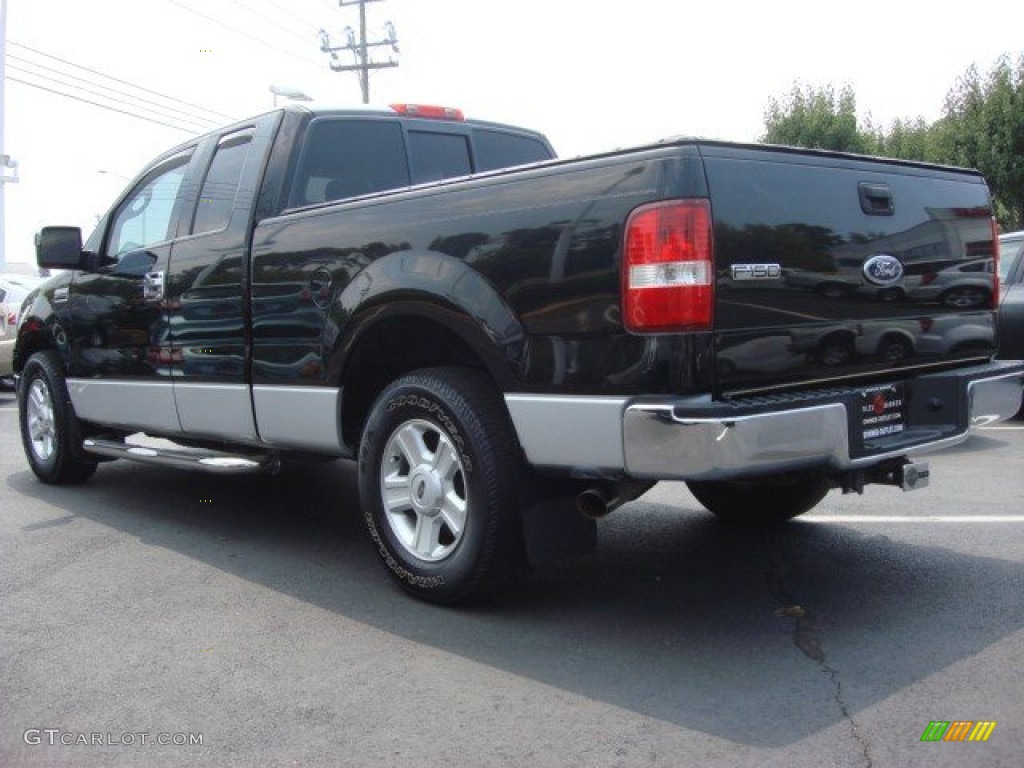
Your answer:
[730,264,781,280]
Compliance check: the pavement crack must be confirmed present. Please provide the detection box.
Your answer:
[827,666,872,768]
[766,542,873,768]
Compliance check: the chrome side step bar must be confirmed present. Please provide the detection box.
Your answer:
[83,438,278,475]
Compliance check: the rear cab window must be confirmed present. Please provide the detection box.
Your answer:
[408,131,471,183]
[285,112,555,210]
[473,128,552,172]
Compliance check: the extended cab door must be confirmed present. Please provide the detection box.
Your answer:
[165,113,279,442]
[67,149,197,433]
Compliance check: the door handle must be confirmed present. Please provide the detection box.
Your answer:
[859,182,894,216]
[143,271,165,302]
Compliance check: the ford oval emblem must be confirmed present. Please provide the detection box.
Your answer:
[863,254,904,286]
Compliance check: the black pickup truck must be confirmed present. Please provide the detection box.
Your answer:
[15,104,1024,603]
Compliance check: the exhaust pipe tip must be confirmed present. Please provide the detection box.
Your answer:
[577,488,614,519]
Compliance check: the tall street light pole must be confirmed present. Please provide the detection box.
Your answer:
[0,0,19,272]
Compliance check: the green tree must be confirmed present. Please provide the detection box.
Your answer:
[873,117,940,163]
[762,83,876,153]
[938,56,1024,230]
[762,58,1024,230]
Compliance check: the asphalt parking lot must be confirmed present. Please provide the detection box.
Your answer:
[1,387,1023,767]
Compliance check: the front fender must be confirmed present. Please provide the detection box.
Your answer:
[13,278,73,373]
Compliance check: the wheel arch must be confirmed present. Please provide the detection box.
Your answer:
[329,252,527,450]
[14,324,61,376]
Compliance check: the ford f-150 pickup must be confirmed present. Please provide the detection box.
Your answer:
[15,103,1024,603]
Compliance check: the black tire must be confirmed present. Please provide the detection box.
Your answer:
[816,333,855,366]
[876,287,904,303]
[940,286,990,309]
[687,473,829,524]
[18,351,97,484]
[358,367,525,604]
[876,334,913,362]
[816,283,852,299]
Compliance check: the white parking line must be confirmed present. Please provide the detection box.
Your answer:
[803,515,1024,523]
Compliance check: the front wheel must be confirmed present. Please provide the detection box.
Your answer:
[358,367,525,604]
[687,473,829,524]
[18,351,97,484]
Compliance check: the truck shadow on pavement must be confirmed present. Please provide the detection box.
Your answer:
[7,457,1023,749]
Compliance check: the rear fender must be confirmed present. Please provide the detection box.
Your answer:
[327,250,527,386]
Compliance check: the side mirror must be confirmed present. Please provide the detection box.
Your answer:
[35,226,88,270]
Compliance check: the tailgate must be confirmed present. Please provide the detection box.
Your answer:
[702,145,997,393]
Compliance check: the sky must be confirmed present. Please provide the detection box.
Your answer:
[2,0,1022,269]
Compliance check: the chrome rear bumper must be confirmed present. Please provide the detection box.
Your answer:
[623,364,1023,480]
[506,361,1024,481]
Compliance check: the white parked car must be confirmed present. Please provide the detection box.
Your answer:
[0,273,48,388]
[907,258,995,308]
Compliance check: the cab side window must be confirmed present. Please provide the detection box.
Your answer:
[108,154,191,256]
[192,133,253,234]
[289,119,409,207]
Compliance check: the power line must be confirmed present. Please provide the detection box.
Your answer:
[5,56,219,130]
[167,0,325,69]
[7,63,214,131]
[8,40,235,122]
[263,0,324,35]
[5,76,199,133]
[230,0,316,45]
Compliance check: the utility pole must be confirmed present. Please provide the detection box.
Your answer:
[319,0,398,104]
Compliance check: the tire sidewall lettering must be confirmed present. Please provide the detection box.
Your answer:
[363,390,480,590]
[384,393,474,473]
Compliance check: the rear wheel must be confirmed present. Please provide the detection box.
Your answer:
[687,473,829,524]
[941,286,990,309]
[876,287,904,303]
[817,283,852,299]
[18,351,97,484]
[876,334,913,362]
[358,367,525,604]
[816,333,855,366]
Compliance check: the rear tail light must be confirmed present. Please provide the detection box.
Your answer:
[622,199,714,333]
[919,272,937,286]
[918,318,933,333]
